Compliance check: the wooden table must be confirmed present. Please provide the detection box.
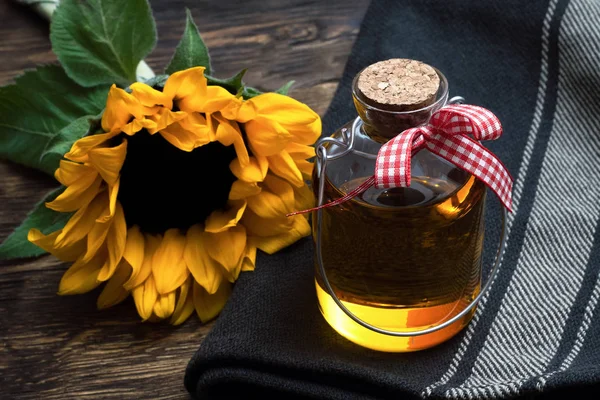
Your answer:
[0,0,369,398]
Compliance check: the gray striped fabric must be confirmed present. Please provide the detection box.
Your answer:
[433,2,600,396]
[185,0,600,398]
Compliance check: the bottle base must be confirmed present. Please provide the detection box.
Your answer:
[315,280,476,352]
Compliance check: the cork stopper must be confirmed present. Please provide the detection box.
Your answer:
[356,59,440,111]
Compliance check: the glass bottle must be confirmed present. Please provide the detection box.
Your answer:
[312,65,487,352]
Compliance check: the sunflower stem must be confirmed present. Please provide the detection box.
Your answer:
[15,0,156,82]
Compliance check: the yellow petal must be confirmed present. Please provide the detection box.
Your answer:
[258,156,269,176]
[241,209,291,237]
[124,233,159,290]
[101,85,144,132]
[229,156,268,183]
[121,117,156,136]
[55,160,94,186]
[87,140,127,186]
[193,281,232,323]
[228,180,262,200]
[179,84,235,114]
[102,179,120,222]
[205,225,246,276]
[241,258,254,273]
[214,115,249,166]
[58,249,106,295]
[204,200,247,233]
[177,112,214,143]
[153,291,176,319]
[288,117,322,145]
[206,113,216,139]
[65,132,118,162]
[132,275,157,321]
[46,173,102,213]
[170,277,195,325]
[81,212,111,263]
[296,159,314,180]
[95,180,120,224]
[184,225,225,294]
[223,236,256,282]
[163,67,207,103]
[244,93,321,146]
[244,117,291,157]
[240,240,257,272]
[247,92,320,126]
[253,215,311,254]
[160,122,204,152]
[246,188,290,219]
[219,97,245,120]
[263,174,295,210]
[55,192,106,248]
[97,259,132,310]
[229,99,256,122]
[130,82,173,109]
[152,228,189,295]
[147,108,188,134]
[294,183,315,211]
[267,150,304,187]
[285,142,315,159]
[203,86,238,114]
[27,229,86,262]
[98,202,127,281]
[122,225,144,273]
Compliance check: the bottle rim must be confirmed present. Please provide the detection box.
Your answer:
[351,66,449,116]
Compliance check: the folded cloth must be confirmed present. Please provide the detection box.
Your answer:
[185,0,600,397]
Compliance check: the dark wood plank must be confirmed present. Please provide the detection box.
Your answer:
[0,0,369,398]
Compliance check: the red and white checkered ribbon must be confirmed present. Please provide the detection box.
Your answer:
[374,104,512,210]
[287,104,512,216]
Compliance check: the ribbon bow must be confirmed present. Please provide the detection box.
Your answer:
[374,104,512,210]
[287,104,512,216]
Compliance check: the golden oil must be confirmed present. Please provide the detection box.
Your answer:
[313,162,485,351]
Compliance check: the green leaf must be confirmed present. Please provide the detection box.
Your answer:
[40,115,98,169]
[143,74,169,89]
[275,80,295,95]
[0,187,71,260]
[0,65,107,175]
[206,69,248,95]
[242,86,263,99]
[51,0,157,87]
[165,9,212,75]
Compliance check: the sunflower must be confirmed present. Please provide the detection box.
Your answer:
[27,67,320,324]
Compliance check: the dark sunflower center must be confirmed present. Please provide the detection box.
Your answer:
[117,130,237,234]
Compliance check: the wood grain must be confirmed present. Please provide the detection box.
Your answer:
[0,0,369,398]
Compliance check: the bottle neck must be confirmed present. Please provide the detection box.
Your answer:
[353,94,444,144]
